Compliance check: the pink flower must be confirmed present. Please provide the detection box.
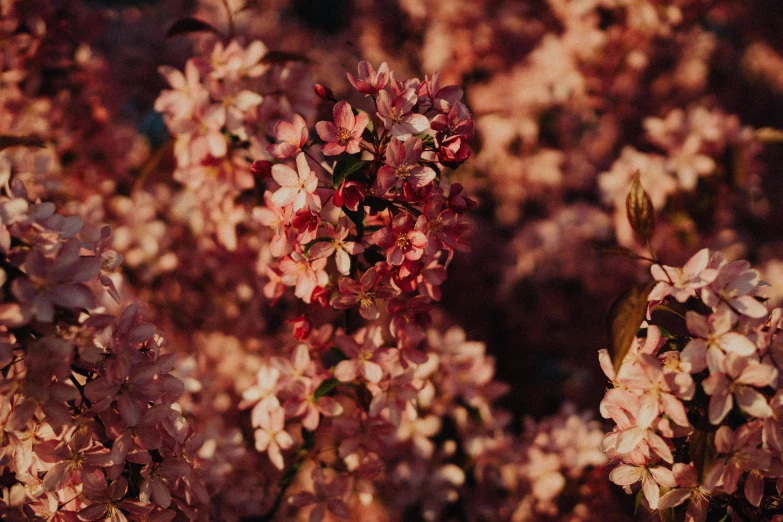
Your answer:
[333,326,389,383]
[372,213,428,266]
[331,268,397,320]
[279,251,328,303]
[347,61,389,95]
[701,258,769,319]
[376,137,436,195]
[609,463,676,510]
[252,396,294,470]
[376,88,429,140]
[649,248,718,303]
[316,101,368,156]
[288,467,351,521]
[284,377,344,431]
[253,192,293,257]
[267,114,308,158]
[711,423,770,494]
[308,223,364,276]
[701,349,777,424]
[681,309,758,372]
[270,153,321,212]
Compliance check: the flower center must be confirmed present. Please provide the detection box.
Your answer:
[396,234,411,250]
[395,164,412,180]
[336,127,352,145]
[389,107,404,123]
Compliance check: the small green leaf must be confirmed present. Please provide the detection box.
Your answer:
[634,489,644,515]
[332,156,366,189]
[606,282,655,372]
[313,378,339,400]
[690,429,717,483]
[626,170,655,243]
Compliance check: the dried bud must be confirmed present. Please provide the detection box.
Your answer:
[250,160,273,180]
[314,83,335,101]
[625,170,655,243]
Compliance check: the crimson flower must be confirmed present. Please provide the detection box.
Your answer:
[372,213,428,266]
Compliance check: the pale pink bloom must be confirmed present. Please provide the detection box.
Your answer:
[702,258,769,319]
[253,192,293,257]
[333,326,388,384]
[762,390,783,452]
[682,309,758,372]
[12,239,101,323]
[702,348,777,424]
[154,61,208,121]
[272,343,315,391]
[372,213,428,266]
[77,477,132,522]
[316,101,368,156]
[308,223,364,276]
[711,423,770,494]
[270,153,321,212]
[657,463,710,522]
[347,61,389,95]
[649,248,718,303]
[331,268,397,320]
[267,114,308,158]
[368,370,420,426]
[171,103,228,166]
[376,88,429,139]
[284,378,343,432]
[376,137,436,195]
[609,463,676,509]
[288,467,351,521]
[279,251,328,303]
[620,354,690,428]
[252,396,294,470]
[212,83,263,140]
[241,364,281,408]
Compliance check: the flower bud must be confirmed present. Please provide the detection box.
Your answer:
[250,160,273,180]
[314,83,335,101]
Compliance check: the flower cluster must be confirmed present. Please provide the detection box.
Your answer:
[0,179,206,520]
[155,38,314,250]
[257,61,474,347]
[600,247,783,520]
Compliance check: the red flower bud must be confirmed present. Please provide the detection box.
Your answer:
[314,83,335,101]
[250,160,273,179]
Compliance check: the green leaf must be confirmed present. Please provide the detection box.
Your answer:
[606,282,655,373]
[313,378,339,400]
[332,156,366,189]
[634,489,644,515]
[626,170,655,243]
[690,429,717,483]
